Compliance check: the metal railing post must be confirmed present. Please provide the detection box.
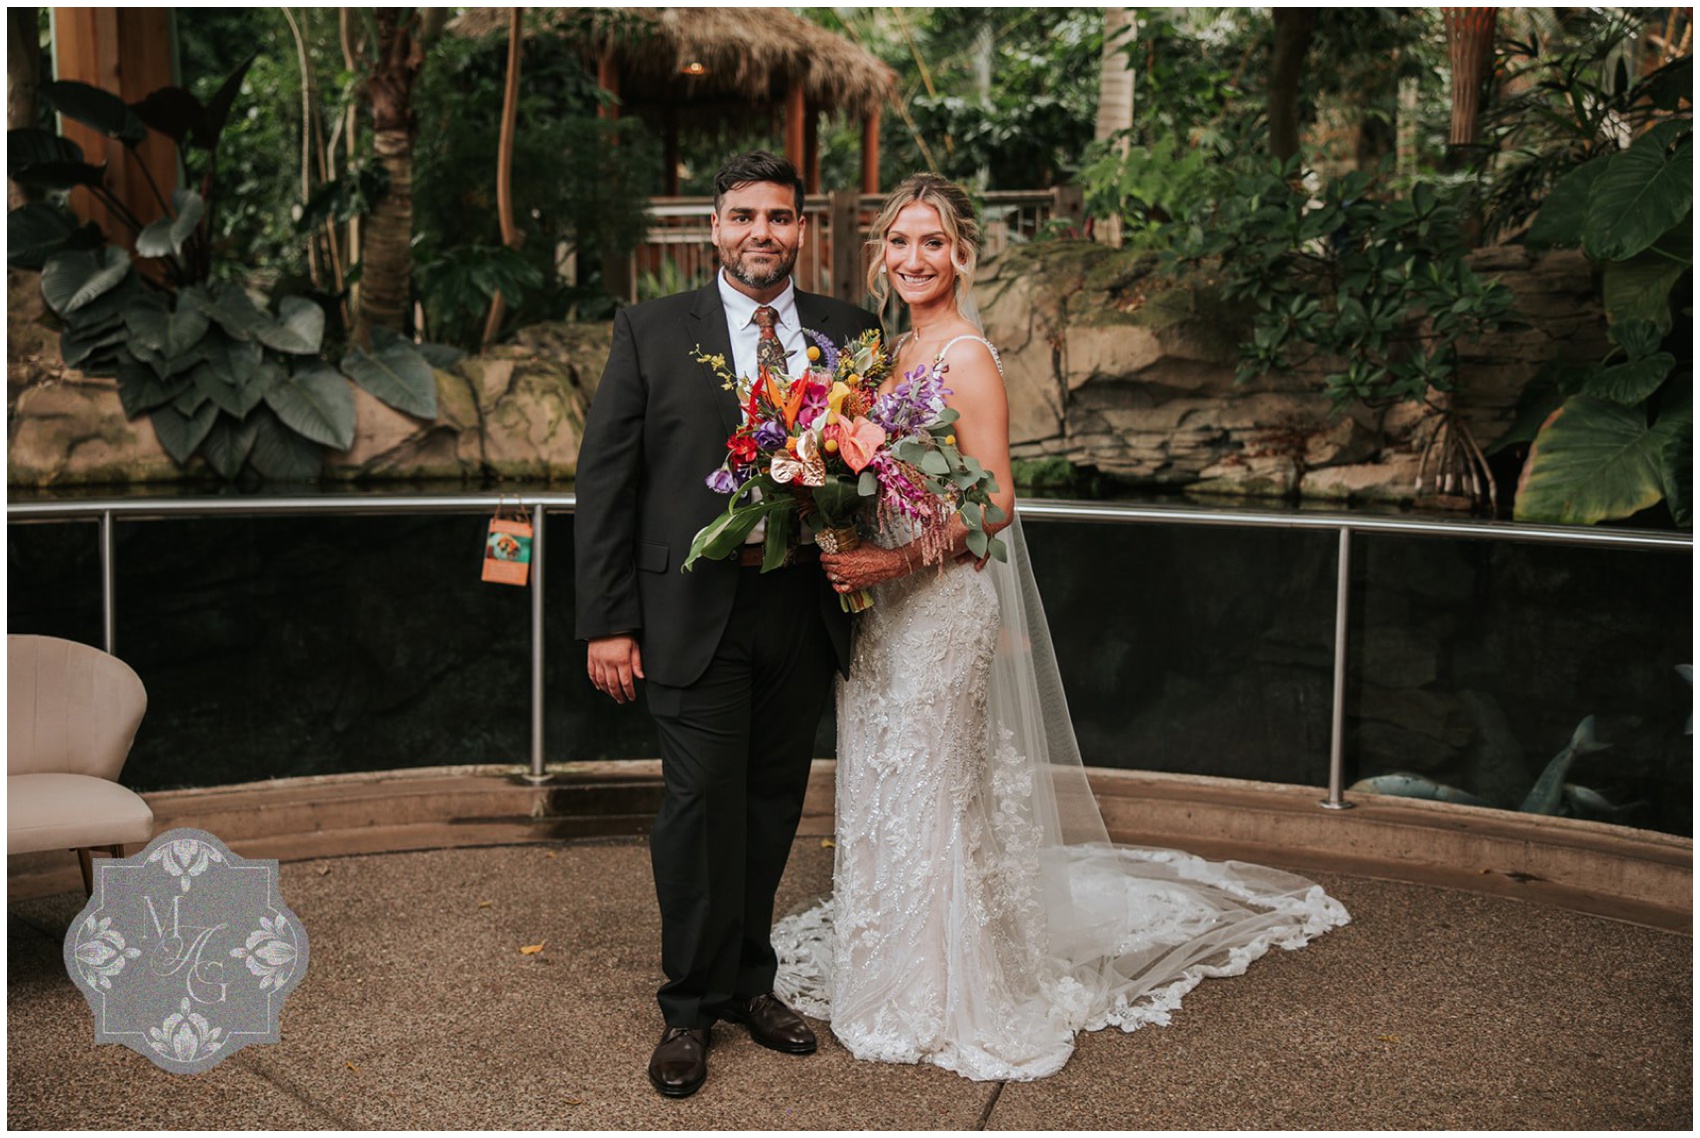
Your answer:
[525,503,550,785]
[1322,525,1355,810]
[100,510,116,655]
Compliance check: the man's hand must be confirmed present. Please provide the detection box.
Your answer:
[587,635,644,703]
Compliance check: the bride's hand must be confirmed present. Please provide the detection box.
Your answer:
[821,546,910,593]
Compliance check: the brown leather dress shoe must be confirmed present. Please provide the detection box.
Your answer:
[648,1026,710,1098]
[721,993,817,1054]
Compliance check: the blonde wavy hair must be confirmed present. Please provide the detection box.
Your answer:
[865,173,981,320]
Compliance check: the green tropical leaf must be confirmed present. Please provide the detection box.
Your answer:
[60,319,128,368]
[248,407,324,482]
[1582,120,1693,262]
[1607,319,1666,361]
[340,327,438,418]
[192,283,271,342]
[192,337,274,419]
[1583,354,1674,405]
[125,293,210,359]
[40,247,131,315]
[40,80,148,144]
[1661,409,1692,528]
[115,357,188,418]
[1515,396,1674,524]
[7,127,84,170]
[762,504,795,571]
[1600,243,1689,336]
[254,296,326,355]
[265,361,356,450]
[148,401,219,466]
[128,86,207,144]
[1527,158,1607,249]
[7,203,74,270]
[682,499,769,570]
[200,414,260,481]
[134,190,204,258]
[8,158,107,192]
[62,268,139,329]
[197,54,257,152]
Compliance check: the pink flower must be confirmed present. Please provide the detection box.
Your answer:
[830,417,887,474]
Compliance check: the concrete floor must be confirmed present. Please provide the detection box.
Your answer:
[7,837,1691,1131]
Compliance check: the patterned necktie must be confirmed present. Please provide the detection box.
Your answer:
[753,305,788,376]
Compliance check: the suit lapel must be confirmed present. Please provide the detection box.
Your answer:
[688,282,742,436]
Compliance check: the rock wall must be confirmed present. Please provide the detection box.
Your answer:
[9,243,1602,499]
[7,283,610,488]
[977,242,1606,503]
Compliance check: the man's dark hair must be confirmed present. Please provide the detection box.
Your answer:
[713,151,806,216]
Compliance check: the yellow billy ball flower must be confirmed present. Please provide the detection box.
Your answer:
[944,434,956,446]
[807,345,821,362]
[823,438,840,453]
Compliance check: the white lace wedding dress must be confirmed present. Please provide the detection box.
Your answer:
[772,337,1350,1082]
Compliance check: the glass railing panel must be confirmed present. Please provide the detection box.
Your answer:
[1348,534,1691,838]
[9,518,104,648]
[1022,518,1339,787]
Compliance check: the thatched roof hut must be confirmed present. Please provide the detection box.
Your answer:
[449,7,897,193]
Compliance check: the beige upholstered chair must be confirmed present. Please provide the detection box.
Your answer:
[8,635,154,895]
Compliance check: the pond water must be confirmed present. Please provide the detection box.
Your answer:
[8,494,1691,838]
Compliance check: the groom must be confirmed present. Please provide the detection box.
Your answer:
[575,152,879,1098]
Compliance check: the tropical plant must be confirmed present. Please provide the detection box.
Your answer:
[7,61,438,482]
[1167,161,1517,507]
[1507,106,1692,527]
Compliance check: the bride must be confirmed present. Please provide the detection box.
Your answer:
[793,173,1351,1082]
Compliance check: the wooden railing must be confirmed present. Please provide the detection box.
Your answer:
[618,187,1085,303]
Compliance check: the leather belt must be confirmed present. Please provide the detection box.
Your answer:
[736,544,819,568]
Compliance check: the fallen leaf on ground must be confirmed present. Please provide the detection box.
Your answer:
[820,838,836,848]
[545,851,558,859]
[345,1061,361,1072]
[563,1097,585,1106]
[478,900,493,908]
[520,942,546,955]
[317,864,331,876]
[1376,1034,1400,1043]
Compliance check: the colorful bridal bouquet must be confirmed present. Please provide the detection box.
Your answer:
[682,328,1008,610]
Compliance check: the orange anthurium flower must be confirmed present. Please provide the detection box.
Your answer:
[835,416,887,473]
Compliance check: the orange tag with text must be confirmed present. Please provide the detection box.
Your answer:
[482,508,533,586]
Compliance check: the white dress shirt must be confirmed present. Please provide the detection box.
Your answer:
[717,270,807,385]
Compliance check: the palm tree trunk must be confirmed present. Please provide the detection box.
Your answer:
[354,6,445,343]
[1269,9,1318,167]
[1093,8,1137,246]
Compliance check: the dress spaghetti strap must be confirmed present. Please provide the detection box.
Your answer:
[934,334,1003,377]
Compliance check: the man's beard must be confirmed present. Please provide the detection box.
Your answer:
[719,240,798,292]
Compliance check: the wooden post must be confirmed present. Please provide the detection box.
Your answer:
[784,76,805,173]
[597,49,619,120]
[861,113,880,193]
[829,189,860,302]
[51,7,176,250]
[1052,184,1084,235]
[804,102,820,193]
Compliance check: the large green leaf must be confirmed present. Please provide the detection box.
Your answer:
[148,401,219,466]
[62,268,139,329]
[1600,231,1690,335]
[60,319,128,368]
[125,295,210,359]
[1515,396,1674,524]
[248,407,324,482]
[1583,354,1674,405]
[8,202,76,270]
[1526,157,1606,249]
[134,190,204,258]
[340,327,438,419]
[682,499,770,571]
[197,55,257,152]
[40,80,148,144]
[264,362,356,450]
[40,247,131,316]
[8,158,107,192]
[193,337,277,418]
[200,414,260,481]
[7,127,84,170]
[1583,120,1693,262]
[115,358,189,418]
[253,296,326,355]
[129,87,206,144]
[191,283,271,342]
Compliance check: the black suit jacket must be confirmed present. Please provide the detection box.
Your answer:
[574,281,881,689]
